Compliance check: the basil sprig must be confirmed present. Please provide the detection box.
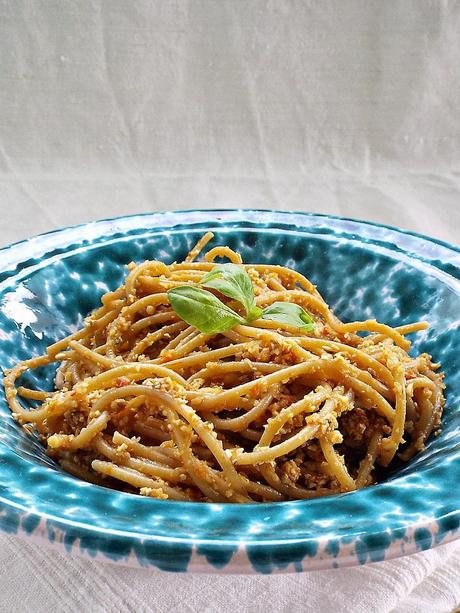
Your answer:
[168,286,245,333]
[167,264,315,334]
[201,263,263,321]
[261,301,314,331]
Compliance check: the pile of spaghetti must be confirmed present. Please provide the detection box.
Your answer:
[4,233,445,502]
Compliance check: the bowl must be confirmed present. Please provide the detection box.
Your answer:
[0,209,459,574]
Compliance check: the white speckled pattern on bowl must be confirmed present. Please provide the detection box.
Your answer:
[0,210,459,573]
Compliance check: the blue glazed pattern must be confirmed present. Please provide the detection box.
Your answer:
[0,210,459,573]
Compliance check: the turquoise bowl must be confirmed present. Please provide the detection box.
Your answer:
[0,210,459,574]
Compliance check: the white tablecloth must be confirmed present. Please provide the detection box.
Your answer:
[1,1,460,611]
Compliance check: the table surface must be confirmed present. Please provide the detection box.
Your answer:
[1,1,460,611]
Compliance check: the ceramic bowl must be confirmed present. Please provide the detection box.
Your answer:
[0,210,459,573]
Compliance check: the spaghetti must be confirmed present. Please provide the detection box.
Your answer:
[4,233,445,502]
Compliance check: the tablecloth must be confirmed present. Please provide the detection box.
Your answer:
[1,1,460,611]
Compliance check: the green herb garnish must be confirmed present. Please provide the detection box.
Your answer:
[201,263,262,321]
[167,285,245,333]
[261,301,315,331]
[167,264,315,334]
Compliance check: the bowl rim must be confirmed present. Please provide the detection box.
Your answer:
[0,209,459,572]
[1,207,459,264]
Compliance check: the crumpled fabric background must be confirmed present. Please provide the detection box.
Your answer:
[0,1,459,612]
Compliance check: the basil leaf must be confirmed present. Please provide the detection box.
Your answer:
[248,304,263,321]
[168,286,245,333]
[262,302,315,331]
[201,264,257,319]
